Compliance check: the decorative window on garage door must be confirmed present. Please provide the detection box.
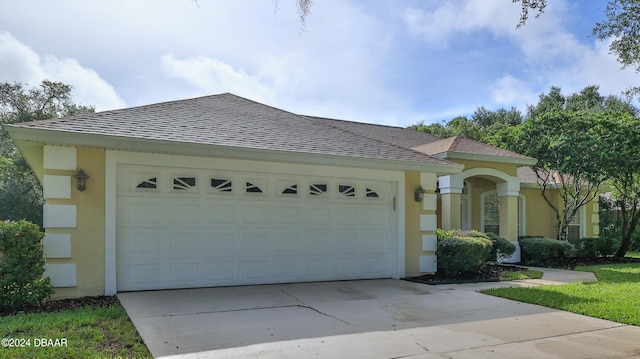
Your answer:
[281,184,298,195]
[309,184,328,196]
[245,182,263,193]
[365,187,380,198]
[136,177,157,189]
[173,177,196,191]
[211,178,232,193]
[338,184,355,198]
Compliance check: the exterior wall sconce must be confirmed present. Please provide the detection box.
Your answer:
[73,168,89,192]
[414,185,425,202]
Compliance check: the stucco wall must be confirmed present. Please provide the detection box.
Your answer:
[404,171,438,276]
[44,147,106,299]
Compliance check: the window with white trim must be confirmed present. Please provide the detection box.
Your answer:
[567,211,582,240]
[481,191,525,237]
[483,193,500,236]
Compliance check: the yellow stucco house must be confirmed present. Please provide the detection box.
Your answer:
[5,93,600,298]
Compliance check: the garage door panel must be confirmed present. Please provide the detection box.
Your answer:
[273,205,302,225]
[363,208,392,227]
[336,232,358,250]
[242,232,269,252]
[206,261,236,283]
[169,262,199,285]
[169,202,201,225]
[123,263,165,289]
[125,199,168,226]
[362,230,393,252]
[169,232,201,258]
[307,206,331,226]
[270,259,303,280]
[206,231,237,255]
[363,256,392,276]
[243,205,270,225]
[336,257,360,276]
[121,231,170,258]
[206,201,238,225]
[117,166,396,291]
[273,232,301,254]
[307,232,336,251]
[336,206,363,226]
[306,258,333,279]
[242,259,270,281]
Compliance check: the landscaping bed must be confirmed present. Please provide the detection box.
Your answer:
[0,295,118,316]
[407,264,542,285]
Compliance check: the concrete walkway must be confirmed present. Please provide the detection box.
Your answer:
[119,268,640,359]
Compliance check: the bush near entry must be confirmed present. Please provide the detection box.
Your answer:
[567,237,620,258]
[0,220,53,311]
[436,229,501,276]
[519,237,572,266]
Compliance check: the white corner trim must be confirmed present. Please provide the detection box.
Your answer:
[43,175,72,199]
[43,204,77,228]
[419,255,437,273]
[42,234,71,258]
[419,214,437,231]
[422,234,437,252]
[44,263,76,287]
[43,145,76,170]
[420,172,437,191]
[422,193,437,211]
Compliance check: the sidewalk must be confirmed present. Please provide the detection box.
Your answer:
[428,265,598,292]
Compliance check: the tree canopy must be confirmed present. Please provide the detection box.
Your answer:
[412,85,640,256]
[0,80,94,226]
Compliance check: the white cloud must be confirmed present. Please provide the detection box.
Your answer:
[160,54,276,104]
[0,32,46,85]
[402,0,640,111]
[0,32,125,111]
[403,1,523,47]
[490,74,538,108]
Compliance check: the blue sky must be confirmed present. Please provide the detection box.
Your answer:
[1,0,637,127]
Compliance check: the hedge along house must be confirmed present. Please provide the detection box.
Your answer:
[5,93,600,299]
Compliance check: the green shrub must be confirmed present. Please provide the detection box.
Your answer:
[597,237,621,256]
[568,237,620,258]
[437,235,493,276]
[485,232,516,262]
[519,237,572,266]
[563,237,621,260]
[0,220,53,311]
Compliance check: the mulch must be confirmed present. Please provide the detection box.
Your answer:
[407,264,524,285]
[1,295,119,316]
[407,256,640,285]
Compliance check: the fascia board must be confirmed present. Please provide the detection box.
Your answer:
[432,151,537,166]
[6,126,464,175]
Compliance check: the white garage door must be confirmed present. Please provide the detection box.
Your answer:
[116,165,396,291]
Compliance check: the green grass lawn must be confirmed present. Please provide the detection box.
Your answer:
[481,258,640,326]
[0,304,151,359]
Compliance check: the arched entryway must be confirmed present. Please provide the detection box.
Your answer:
[438,167,521,243]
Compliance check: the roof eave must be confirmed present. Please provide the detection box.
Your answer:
[432,151,537,166]
[6,126,464,175]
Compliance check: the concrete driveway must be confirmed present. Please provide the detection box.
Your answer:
[119,271,640,358]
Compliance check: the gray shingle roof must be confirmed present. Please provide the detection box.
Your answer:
[307,116,442,148]
[412,136,535,160]
[8,93,453,166]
